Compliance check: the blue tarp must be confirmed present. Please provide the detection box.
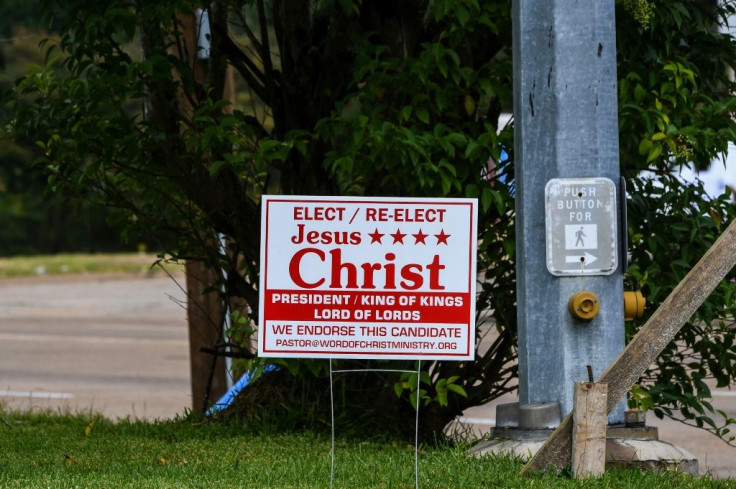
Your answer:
[205,364,277,416]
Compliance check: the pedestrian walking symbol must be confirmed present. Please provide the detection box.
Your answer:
[575,227,586,247]
[565,224,597,250]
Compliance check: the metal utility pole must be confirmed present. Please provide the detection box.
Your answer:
[513,0,626,424]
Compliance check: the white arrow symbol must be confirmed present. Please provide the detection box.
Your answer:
[566,252,598,266]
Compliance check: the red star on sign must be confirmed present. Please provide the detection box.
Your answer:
[390,228,406,244]
[412,229,428,245]
[435,229,450,245]
[369,228,384,244]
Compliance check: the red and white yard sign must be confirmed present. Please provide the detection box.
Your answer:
[258,196,477,360]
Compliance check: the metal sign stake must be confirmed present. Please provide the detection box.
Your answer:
[329,360,422,489]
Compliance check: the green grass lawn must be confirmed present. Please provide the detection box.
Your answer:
[0,253,181,279]
[0,408,733,489]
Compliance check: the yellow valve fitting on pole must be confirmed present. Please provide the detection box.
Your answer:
[568,291,600,321]
[623,290,645,321]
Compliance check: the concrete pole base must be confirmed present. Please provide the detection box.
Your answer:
[469,426,698,476]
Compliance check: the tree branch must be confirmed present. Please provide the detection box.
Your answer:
[213,24,269,103]
[199,346,256,360]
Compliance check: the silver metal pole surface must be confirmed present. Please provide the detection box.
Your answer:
[513,0,625,423]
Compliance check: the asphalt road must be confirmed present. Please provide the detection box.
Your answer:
[0,272,191,420]
[0,273,734,478]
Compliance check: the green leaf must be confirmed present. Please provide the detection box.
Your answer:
[416,108,430,124]
[456,5,470,26]
[464,95,476,116]
[464,141,480,158]
[400,106,412,122]
[651,132,667,141]
[446,383,467,398]
[209,160,227,176]
[466,183,479,198]
[638,138,653,155]
[437,389,448,406]
[393,381,404,398]
[646,144,663,163]
[634,84,647,104]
